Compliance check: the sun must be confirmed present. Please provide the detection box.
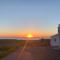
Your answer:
[27,34,33,38]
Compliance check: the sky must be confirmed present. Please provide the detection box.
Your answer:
[0,0,60,38]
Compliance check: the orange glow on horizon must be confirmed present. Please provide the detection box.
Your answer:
[0,32,55,38]
[27,34,33,38]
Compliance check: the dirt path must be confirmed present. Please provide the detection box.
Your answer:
[1,47,60,60]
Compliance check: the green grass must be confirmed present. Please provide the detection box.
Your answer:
[0,46,16,59]
[0,39,50,59]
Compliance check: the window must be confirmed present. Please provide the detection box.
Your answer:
[54,38,56,42]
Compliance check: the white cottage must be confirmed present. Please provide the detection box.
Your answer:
[50,24,60,48]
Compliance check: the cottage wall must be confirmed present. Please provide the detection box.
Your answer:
[50,36,60,47]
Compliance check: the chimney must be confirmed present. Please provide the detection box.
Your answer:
[58,24,60,35]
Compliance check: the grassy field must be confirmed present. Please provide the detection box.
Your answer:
[0,46,16,59]
[0,39,26,59]
[0,39,50,59]
[0,39,16,59]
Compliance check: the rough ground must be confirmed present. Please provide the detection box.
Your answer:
[1,47,60,60]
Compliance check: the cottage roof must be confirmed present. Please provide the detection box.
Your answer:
[58,24,60,27]
[51,34,58,38]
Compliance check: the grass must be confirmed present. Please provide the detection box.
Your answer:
[0,46,16,59]
[0,39,50,59]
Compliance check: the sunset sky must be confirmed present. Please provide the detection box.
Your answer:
[0,0,60,38]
